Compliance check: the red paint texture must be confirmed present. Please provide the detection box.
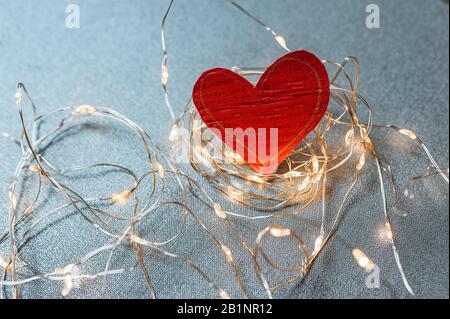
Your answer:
[193,50,330,174]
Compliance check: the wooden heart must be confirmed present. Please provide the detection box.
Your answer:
[192,50,330,174]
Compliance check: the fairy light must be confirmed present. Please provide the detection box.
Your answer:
[247,175,265,184]
[356,153,366,171]
[219,290,231,299]
[74,104,96,114]
[213,203,228,220]
[0,0,445,300]
[15,90,22,105]
[9,191,17,210]
[284,171,302,178]
[111,189,132,205]
[298,175,311,192]
[226,186,242,201]
[398,129,417,140]
[312,156,319,174]
[275,35,289,51]
[221,245,234,263]
[157,162,165,179]
[268,225,291,238]
[55,264,75,297]
[0,256,9,270]
[382,222,394,242]
[352,249,375,271]
[314,235,323,253]
[161,65,169,86]
[169,124,178,142]
[345,129,354,146]
[29,164,42,175]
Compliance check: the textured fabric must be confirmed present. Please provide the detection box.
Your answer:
[0,0,448,299]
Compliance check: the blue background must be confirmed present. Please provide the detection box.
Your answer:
[0,0,448,298]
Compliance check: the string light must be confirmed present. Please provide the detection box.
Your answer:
[0,0,446,300]
[111,189,133,205]
[268,225,291,238]
[0,256,9,270]
[221,245,234,263]
[213,203,228,220]
[74,104,96,114]
[161,65,169,86]
[356,153,366,171]
[314,235,323,253]
[352,249,375,271]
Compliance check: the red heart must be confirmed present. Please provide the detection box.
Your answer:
[192,50,329,174]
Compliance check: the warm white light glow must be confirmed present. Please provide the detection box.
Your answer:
[269,225,291,238]
[221,245,234,263]
[74,104,96,114]
[312,156,319,174]
[284,171,302,178]
[247,175,265,184]
[157,162,165,179]
[0,255,9,269]
[356,153,365,171]
[275,35,289,51]
[314,235,323,253]
[345,129,354,146]
[352,248,374,270]
[111,189,132,205]
[213,203,228,220]
[161,65,169,85]
[29,164,42,174]
[398,129,417,140]
[15,91,22,104]
[219,290,231,299]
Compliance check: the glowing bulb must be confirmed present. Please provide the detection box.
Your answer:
[383,222,393,241]
[314,235,323,253]
[129,235,148,246]
[0,255,9,270]
[157,162,165,179]
[275,35,289,51]
[161,65,169,85]
[312,156,319,174]
[15,91,22,104]
[398,129,417,140]
[352,248,374,270]
[345,129,354,146]
[62,276,73,297]
[219,290,231,299]
[74,104,96,114]
[284,171,302,178]
[221,245,234,263]
[29,164,42,174]
[169,124,178,142]
[269,225,291,238]
[356,153,365,171]
[213,203,227,220]
[55,264,76,297]
[9,191,17,210]
[23,204,33,216]
[298,175,311,192]
[111,189,132,205]
[226,186,241,200]
[363,136,374,154]
[247,175,265,184]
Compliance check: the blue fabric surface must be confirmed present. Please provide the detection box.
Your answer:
[0,0,448,299]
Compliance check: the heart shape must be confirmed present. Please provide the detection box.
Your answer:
[192,50,330,174]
